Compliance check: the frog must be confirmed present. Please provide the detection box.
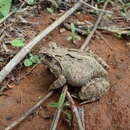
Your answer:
[39,42,110,103]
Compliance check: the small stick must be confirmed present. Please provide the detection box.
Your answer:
[0,1,82,83]
[0,10,16,25]
[0,33,10,52]
[67,91,84,130]
[4,91,53,130]
[80,0,112,14]
[0,3,27,25]
[64,22,113,50]
[78,106,85,129]
[63,23,87,35]
[49,85,68,130]
[96,30,113,50]
[48,0,59,8]
[80,0,110,50]
[18,15,39,25]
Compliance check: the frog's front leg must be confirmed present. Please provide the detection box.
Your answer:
[49,75,66,90]
[79,77,109,103]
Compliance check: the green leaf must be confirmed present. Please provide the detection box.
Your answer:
[115,30,130,38]
[128,31,130,35]
[63,102,70,106]
[124,3,130,6]
[117,0,125,5]
[96,0,106,3]
[25,0,37,5]
[71,23,76,33]
[23,59,33,67]
[120,12,127,17]
[30,54,40,64]
[58,94,65,105]
[82,30,90,35]
[74,35,81,40]
[64,112,72,120]
[48,93,66,108]
[48,102,59,108]
[0,0,12,18]
[67,36,73,41]
[10,39,25,47]
[47,7,54,13]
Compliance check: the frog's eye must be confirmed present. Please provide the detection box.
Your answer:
[48,42,57,49]
[44,55,53,61]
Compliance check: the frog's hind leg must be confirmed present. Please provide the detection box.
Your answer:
[49,75,66,90]
[79,77,109,104]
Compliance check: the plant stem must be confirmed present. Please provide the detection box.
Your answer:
[49,86,68,130]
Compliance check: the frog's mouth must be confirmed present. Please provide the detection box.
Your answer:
[39,53,63,76]
[39,53,53,65]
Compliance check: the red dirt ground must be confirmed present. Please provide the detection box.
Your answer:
[0,11,130,130]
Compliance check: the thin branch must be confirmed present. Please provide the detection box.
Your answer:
[4,91,53,130]
[77,106,85,129]
[64,22,113,50]
[80,0,111,50]
[0,4,27,25]
[0,10,16,25]
[67,91,84,130]
[48,0,59,8]
[0,1,82,83]
[49,86,68,130]
[96,30,113,50]
[80,0,112,14]
[18,15,39,25]
[64,23,87,35]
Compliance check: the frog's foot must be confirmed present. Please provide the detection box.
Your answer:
[48,75,66,91]
[79,77,109,103]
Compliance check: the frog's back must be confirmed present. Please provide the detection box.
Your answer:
[59,55,107,87]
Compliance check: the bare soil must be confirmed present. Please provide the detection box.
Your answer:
[0,10,130,130]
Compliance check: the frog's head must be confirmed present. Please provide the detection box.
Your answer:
[39,51,54,66]
[39,43,62,76]
[39,42,58,64]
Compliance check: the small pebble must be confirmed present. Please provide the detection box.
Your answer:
[5,116,13,121]
[115,74,123,80]
[60,28,66,33]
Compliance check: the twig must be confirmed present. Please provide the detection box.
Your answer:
[64,21,113,50]
[96,30,113,50]
[0,2,27,25]
[49,86,68,130]
[4,91,53,130]
[80,0,110,50]
[80,0,112,14]
[0,1,82,83]
[19,64,38,81]
[0,10,16,25]
[48,0,59,8]
[0,33,11,52]
[0,85,8,92]
[64,23,87,35]
[63,23,109,50]
[18,15,39,25]
[77,106,85,129]
[67,91,84,130]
